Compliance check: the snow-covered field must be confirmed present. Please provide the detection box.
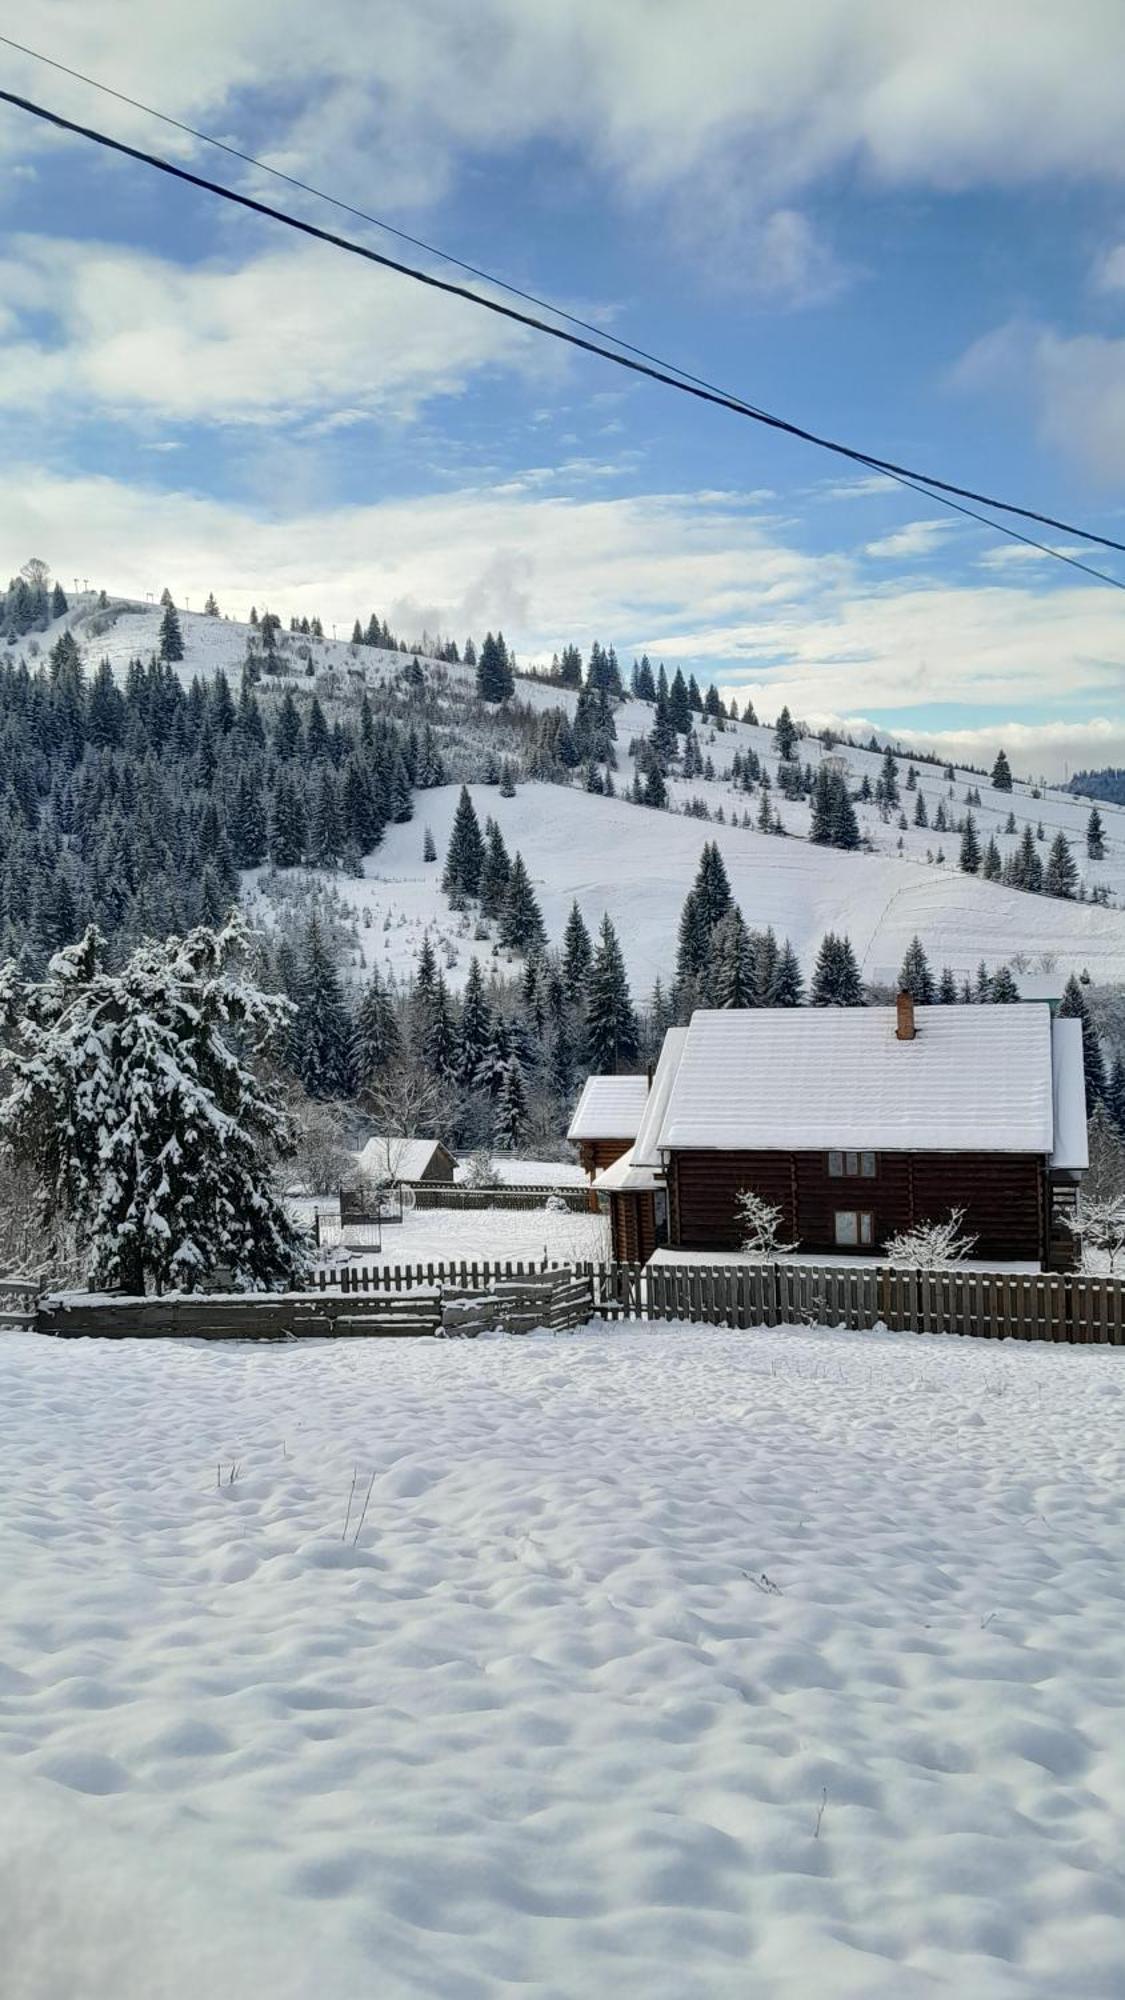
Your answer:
[321,1203,609,1268]
[4,1322,1125,1999]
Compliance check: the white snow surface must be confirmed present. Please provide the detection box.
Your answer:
[657,1002,1059,1154]
[4,1322,1125,1999]
[324,1203,610,1268]
[567,1073,650,1141]
[271,779,1125,998]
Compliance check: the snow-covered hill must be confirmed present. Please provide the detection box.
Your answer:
[39,588,1125,991]
[245,779,1125,994]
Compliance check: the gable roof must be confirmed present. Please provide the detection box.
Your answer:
[1050,1017,1088,1171]
[632,1027,689,1170]
[357,1136,454,1182]
[567,1073,650,1142]
[656,1004,1059,1156]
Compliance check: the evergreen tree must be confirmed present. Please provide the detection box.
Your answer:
[668,668,692,734]
[898,935,935,1004]
[774,705,798,760]
[1107,1051,1125,1132]
[1044,832,1078,900]
[0,918,304,1292]
[990,749,1013,792]
[810,932,863,1006]
[585,915,639,1071]
[938,965,959,1004]
[159,601,184,663]
[442,786,485,900]
[913,789,928,828]
[292,918,353,1099]
[352,972,402,1093]
[1087,808,1106,860]
[770,939,804,1006]
[423,826,437,863]
[959,811,981,874]
[708,907,755,1007]
[1060,971,1106,1105]
[982,836,1002,881]
[50,580,68,619]
[478,819,512,919]
[988,965,1020,1002]
[493,1055,528,1149]
[476,631,514,702]
[457,959,494,1088]
[563,901,593,998]
[498,853,546,954]
[809,767,860,849]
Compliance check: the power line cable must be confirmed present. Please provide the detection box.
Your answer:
[2,79,1124,589]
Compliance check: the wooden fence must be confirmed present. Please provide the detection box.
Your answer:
[319,1257,1125,1344]
[31,1258,1125,1345]
[403,1183,593,1212]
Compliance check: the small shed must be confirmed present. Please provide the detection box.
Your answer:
[567,1074,650,1178]
[357,1135,457,1186]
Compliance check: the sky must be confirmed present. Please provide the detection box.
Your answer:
[2,2,1125,777]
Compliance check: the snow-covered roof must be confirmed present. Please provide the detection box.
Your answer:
[1014,972,1066,1004]
[656,1005,1058,1155]
[1050,1018,1088,1172]
[592,1144,661,1194]
[357,1136,453,1182]
[567,1074,650,1141]
[633,1027,689,1170]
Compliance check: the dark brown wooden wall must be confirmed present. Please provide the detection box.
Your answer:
[578,1137,634,1177]
[609,1192,658,1263]
[670,1151,1046,1263]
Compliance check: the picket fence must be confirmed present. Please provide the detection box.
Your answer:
[319,1257,1125,1345]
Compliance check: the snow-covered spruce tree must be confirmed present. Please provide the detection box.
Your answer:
[959,811,981,874]
[882,1208,977,1269]
[736,1190,798,1258]
[810,932,864,1006]
[990,748,1013,792]
[442,786,485,901]
[1043,832,1078,900]
[0,918,306,1294]
[159,599,184,663]
[498,853,546,954]
[585,914,639,1072]
[1087,808,1106,861]
[292,916,354,1099]
[1060,971,1107,1105]
[562,900,593,999]
[897,935,935,1004]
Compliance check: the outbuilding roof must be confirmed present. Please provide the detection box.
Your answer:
[357,1136,454,1182]
[567,1074,650,1142]
[655,1004,1061,1156]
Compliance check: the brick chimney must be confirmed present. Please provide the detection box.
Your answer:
[896,990,916,1041]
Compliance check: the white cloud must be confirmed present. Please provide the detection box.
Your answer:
[865,520,953,559]
[803,714,1125,783]
[0,235,546,426]
[957,318,1125,482]
[5,466,1124,779]
[1092,243,1125,293]
[8,4,1125,296]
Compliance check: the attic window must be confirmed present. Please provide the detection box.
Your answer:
[828,1150,876,1178]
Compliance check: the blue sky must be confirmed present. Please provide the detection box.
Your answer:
[2,3,1125,774]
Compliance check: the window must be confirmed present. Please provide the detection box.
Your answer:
[828,1150,876,1178]
[834,1210,874,1248]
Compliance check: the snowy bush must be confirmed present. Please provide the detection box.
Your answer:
[736,1190,799,1259]
[0,916,308,1295]
[463,1149,502,1191]
[1070,1195,1125,1275]
[882,1208,977,1269]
